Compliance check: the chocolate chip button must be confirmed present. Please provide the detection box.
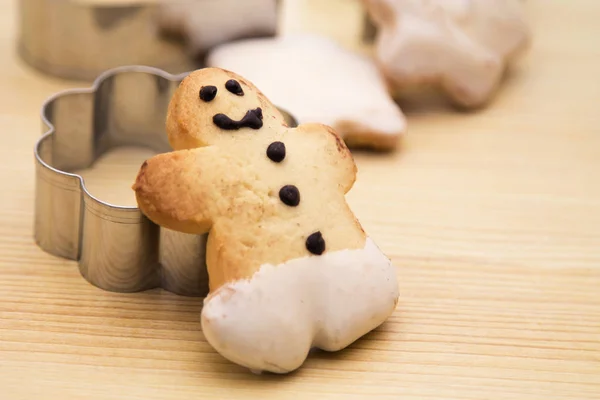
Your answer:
[267,141,286,163]
[279,185,300,206]
[306,231,326,255]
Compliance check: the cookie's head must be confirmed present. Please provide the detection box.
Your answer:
[167,67,287,149]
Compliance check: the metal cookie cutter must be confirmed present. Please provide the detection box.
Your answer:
[18,0,196,81]
[17,0,282,82]
[34,65,297,296]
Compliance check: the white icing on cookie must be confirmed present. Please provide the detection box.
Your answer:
[158,0,278,55]
[206,34,407,150]
[201,237,400,374]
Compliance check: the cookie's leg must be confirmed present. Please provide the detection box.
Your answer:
[311,238,399,352]
[200,268,315,374]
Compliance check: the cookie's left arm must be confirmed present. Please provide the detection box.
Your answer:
[132,147,221,235]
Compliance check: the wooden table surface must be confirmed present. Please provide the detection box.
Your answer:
[1,0,599,399]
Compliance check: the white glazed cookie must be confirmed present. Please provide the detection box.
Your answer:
[132,67,400,374]
[206,34,407,151]
[363,0,531,108]
[157,0,278,55]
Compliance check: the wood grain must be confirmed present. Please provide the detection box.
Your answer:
[1,0,599,399]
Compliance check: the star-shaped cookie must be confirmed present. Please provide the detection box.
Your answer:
[362,0,531,108]
[206,34,407,151]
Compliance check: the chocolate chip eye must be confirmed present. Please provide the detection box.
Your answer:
[200,85,217,102]
[225,79,244,96]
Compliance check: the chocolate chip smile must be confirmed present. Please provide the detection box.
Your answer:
[213,107,263,130]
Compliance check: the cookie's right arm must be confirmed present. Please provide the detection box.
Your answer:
[296,123,358,194]
[132,147,220,235]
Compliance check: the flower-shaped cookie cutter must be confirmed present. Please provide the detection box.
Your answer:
[34,65,297,296]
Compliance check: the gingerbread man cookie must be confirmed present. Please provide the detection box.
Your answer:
[132,68,399,374]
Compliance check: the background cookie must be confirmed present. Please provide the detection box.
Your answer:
[362,0,531,108]
[206,34,407,151]
[157,0,279,56]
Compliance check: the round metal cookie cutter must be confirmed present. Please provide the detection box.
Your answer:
[17,0,283,82]
[17,0,196,81]
[34,65,298,297]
